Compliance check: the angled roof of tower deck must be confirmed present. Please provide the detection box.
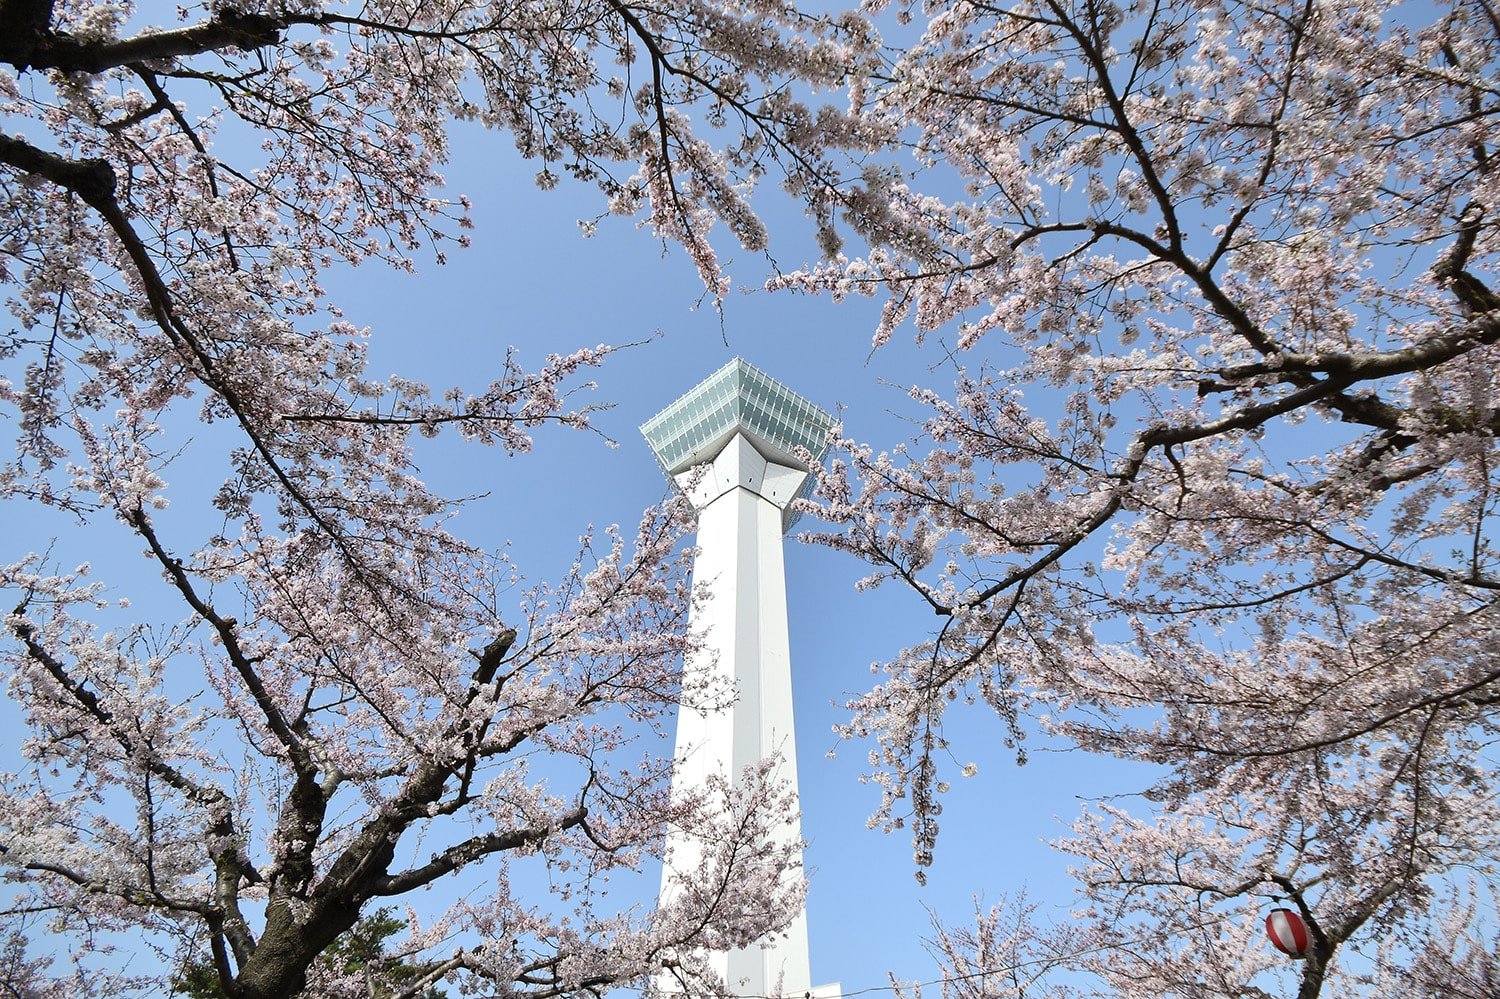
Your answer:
[641,358,836,477]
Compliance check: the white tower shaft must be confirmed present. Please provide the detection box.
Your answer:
[641,360,841,999]
[667,434,811,995]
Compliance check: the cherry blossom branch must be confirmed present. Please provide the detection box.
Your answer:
[7,602,260,963]
[129,65,241,271]
[0,132,413,607]
[127,507,310,771]
[8,604,229,813]
[1295,519,1500,589]
[0,849,216,917]
[951,301,1500,620]
[1159,665,1500,761]
[606,0,683,211]
[375,805,588,895]
[1144,556,1374,614]
[1043,0,1184,249]
[1206,0,1315,269]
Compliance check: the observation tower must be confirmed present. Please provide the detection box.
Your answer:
[642,359,841,999]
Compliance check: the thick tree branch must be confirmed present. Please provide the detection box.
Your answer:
[2,9,285,73]
[0,0,55,69]
[375,806,587,895]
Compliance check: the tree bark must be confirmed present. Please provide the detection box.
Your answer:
[1298,949,1331,999]
[0,0,55,69]
[233,897,363,999]
[0,4,283,74]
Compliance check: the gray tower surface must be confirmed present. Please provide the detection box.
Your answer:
[643,359,841,999]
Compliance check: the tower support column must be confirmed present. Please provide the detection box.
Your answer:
[668,435,810,995]
[642,360,842,999]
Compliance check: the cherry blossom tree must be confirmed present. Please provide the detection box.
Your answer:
[782,0,1500,994]
[0,0,875,995]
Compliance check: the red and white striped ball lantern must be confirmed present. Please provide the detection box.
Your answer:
[1265,907,1312,958]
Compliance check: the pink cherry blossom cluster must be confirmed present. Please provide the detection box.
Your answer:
[0,0,874,992]
[779,0,1500,993]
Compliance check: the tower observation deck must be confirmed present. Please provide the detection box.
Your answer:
[642,359,841,999]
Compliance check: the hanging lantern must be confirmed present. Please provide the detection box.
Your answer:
[1265,906,1312,958]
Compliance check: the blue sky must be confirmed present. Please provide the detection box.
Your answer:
[14,4,1495,995]
[304,117,1155,992]
[1,110,1155,993]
